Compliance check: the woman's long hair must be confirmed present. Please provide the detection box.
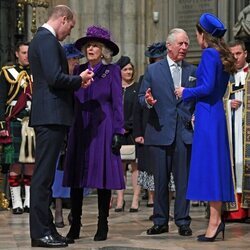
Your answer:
[196,23,236,74]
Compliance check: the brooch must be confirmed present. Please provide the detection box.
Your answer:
[101,70,110,78]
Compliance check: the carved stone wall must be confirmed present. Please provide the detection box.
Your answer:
[1,0,250,76]
[0,0,17,66]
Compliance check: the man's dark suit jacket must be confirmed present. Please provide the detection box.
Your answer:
[139,58,196,146]
[28,27,82,127]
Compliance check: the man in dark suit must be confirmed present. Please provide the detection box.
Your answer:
[28,5,93,248]
[139,28,196,236]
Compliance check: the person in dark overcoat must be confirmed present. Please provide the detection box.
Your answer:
[28,5,93,248]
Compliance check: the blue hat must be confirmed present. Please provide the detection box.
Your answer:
[63,43,84,59]
[144,42,167,58]
[199,13,227,38]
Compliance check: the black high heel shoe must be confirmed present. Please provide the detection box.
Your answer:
[114,200,125,212]
[197,222,225,242]
[94,222,108,241]
[129,201,140,212]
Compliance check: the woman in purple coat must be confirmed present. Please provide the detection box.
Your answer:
[63,26,125,241]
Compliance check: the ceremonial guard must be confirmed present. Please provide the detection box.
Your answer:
[224,40,250,221]
[0,41,34,214]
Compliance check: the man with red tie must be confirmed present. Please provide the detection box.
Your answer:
[224,40,250,221]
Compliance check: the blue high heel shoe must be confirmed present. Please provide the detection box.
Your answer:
[197,222,225,242]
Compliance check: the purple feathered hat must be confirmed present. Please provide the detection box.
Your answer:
[75,25,119,56]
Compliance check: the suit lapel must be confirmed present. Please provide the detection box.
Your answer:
[159,59,175,92]
[181,61,191,87]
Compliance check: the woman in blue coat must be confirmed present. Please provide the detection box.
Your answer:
[175,13,236,242]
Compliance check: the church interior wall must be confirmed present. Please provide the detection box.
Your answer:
[1,0,250,77]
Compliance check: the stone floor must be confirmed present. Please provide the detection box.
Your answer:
[0,191,250,250]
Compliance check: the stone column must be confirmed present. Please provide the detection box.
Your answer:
[27,5,48,41]
[24,0,249,77]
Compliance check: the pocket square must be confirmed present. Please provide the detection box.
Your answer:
[188,76,196,82]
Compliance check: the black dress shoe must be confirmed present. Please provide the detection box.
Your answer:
[23,206,30,213]
[149,214,154,221]
[178,225,192,236]
[12,207,23,214]
[147,224,168,235]
[31,235,68,248]
[53,231,74,244]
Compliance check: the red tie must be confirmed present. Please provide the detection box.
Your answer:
[243,66,248,72]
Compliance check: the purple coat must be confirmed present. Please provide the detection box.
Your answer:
[63,63,125,190]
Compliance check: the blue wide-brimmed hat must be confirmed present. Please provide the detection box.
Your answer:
[145,42,167,58]
[63,43,84,59]
[199,13,227,38]
[75,25,119,56]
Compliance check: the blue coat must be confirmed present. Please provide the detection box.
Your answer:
[183,48,235,202]
[139,58,196,145]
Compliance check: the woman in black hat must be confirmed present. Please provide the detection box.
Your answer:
[114,56,140,212]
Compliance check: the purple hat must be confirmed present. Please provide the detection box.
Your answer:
[199,13,227,38]
[63,43,84,59]
[75,25,119,56]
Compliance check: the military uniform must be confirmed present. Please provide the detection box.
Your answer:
[0,64,34,214]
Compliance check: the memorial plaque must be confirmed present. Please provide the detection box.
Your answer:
[176,0,217,52]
